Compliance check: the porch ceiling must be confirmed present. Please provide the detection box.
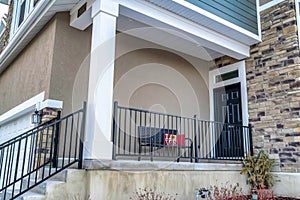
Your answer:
[117,14,223,61]
[118,1,252,60]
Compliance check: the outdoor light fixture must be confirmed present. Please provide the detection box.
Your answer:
[31,110,41,124]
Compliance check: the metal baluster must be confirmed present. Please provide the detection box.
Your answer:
[68,114,75,164]
[129,109,132,155]
[123,108,127,154]
[53,111,61,168]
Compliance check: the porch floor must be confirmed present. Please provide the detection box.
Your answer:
[83,159,242,171]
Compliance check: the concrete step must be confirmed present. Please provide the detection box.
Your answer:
[18,191,45,200]
[0,189,44,200]
[1,167,85,200]
[56,158,79,169]
[38,167,66,182]
[0,189,18,200]
[22,179,65,195]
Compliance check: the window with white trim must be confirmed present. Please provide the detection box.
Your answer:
[10,0,34,38]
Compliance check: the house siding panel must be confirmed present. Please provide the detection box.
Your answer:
[185,0,258,34]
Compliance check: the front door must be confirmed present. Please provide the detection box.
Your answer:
[213,83,244,157]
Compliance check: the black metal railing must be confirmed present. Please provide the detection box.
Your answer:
[112,102,253,162]
[0,102,86,200]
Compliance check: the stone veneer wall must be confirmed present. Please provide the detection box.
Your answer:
[213,55,239,68]
[35,107,60,167]
[246,0,300,172]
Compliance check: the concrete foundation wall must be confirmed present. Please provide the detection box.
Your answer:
[46,163,300,199]
[87,170,247,199]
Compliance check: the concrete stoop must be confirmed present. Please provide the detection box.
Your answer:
[15,168,87,200]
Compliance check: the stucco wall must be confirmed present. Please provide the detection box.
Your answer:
[0,17,56,115]
[114,34,211,119]
[0,12,92,116]
[49,13,91,115]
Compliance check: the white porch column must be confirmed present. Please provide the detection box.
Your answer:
[85,0,119,160]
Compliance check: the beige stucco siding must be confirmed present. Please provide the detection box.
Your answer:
[114,34,211,119]
[0,17,56,115]
[0,13,92,116]
[49,13,91,115]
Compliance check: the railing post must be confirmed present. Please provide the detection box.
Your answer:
[112,101,118,160]
[249,123,254,156]
[78,102,87,169]
[53,111,61,168]
[194,115,199,163]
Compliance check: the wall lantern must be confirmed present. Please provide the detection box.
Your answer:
[31,110,42,124]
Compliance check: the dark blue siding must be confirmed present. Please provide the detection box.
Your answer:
[185,0,258,34]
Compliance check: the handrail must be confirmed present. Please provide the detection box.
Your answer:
[0,109,83,149]
[0,118,52,149]
[117,105,250,128]
[0,102,86,200]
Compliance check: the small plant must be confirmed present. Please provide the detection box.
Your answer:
[198,182,247,200]
[256,188,275,200]
[130,187,178,200]
[240,150,276,189]
[209,182,246,200]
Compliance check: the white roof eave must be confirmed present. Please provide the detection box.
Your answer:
[0,0,81,75]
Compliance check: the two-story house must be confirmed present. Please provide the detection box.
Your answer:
[0,0,299,199]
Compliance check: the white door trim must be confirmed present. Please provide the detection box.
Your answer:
[209,61,248,127]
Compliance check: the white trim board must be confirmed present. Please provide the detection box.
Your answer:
[260,0,285,11]
[0,93,63,126]
[36,99,63,111]
[0,92,45,126]
[295,0,300,49]
[209,61,249,127]
[173,0,260,41]
[256,0,262,42]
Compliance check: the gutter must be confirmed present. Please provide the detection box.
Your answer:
[0,0,56,74]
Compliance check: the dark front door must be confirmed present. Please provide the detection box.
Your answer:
[213,83,244,157]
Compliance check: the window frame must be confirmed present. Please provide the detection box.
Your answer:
[10,0,34,39]
[209,60,249,127]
